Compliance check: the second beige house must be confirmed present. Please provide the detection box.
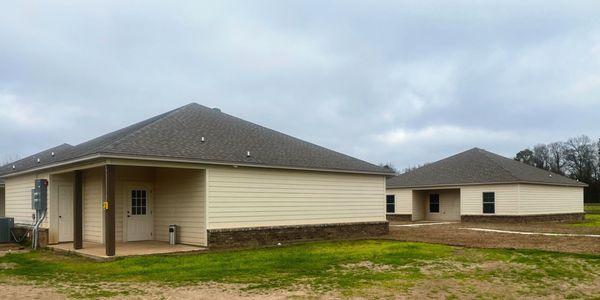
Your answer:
[386,148,586,222]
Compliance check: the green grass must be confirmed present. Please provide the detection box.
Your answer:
[1,240,599,298]
[571,214,600,227]
[585,203,600,214]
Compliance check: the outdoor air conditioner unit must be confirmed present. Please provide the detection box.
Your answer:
[0,217,14,243]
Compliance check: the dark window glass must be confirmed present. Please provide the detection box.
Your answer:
[429,194,440,213]
[386,195,395,213]
[130,189,148,216]
[483,192,495,214]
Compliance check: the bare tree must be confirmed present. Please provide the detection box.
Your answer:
[547,142,566,175]
[517,135,600,203]
[532,144,550,170]
[401,163,429,174]
[564,135,597,183]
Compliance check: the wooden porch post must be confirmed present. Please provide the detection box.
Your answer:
[104,165,116,256]
[73,170,83,250]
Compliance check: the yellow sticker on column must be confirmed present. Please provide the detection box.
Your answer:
[103,201,109,210]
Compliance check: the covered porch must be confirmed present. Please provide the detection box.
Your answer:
[412,188,461,221]
[47,160,207,257]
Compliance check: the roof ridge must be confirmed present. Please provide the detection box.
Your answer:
[476,148,522,181]
[96,103,196,153]
[399,147,479,176]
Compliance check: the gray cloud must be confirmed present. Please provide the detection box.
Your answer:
[1,1,600,168]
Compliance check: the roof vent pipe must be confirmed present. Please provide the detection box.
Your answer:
[246,151,251,157]
[201,137,205,142]
[51,152,55,157]
[37,158,40,163]
[12,165,15,170]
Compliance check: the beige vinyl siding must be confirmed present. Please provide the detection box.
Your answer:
[386,188,412,214]
[518,184,584,215]
[154,168,205,246]
[83,167,104,243]
[424,189,460,221]
[4,173,49,225]
[115,166,155,242]
[461,184,520,215]
[412,190,426,221]
[207,166,386,229]
[0,187,4,217]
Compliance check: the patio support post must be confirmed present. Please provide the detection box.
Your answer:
[73,170,83,250]
[104,165,116,256]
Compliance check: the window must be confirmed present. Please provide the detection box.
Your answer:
[131,189,147,215]
[386,195,395,213]
[429,194,440,213]
[483,192,495,214]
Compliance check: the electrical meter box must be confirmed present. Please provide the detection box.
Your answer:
[31,179,48,211]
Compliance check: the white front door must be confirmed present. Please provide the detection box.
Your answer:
[125,184,153,241]
[58,183,74,242]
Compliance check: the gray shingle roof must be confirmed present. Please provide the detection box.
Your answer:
[387,148,587,188]
[0,103,392,176]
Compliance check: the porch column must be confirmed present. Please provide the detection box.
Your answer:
[73,170,83,250]
[104,165,116,256]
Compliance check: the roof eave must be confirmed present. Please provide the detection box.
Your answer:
[387,180,588,189]
[1,153,394,177]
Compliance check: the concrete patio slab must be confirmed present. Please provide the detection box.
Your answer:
[48,240,206,261]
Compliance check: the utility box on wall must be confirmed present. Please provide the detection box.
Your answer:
[31,179,48,211]
[0,217,13,243]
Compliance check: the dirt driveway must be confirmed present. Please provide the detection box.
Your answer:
[386,221,600,254]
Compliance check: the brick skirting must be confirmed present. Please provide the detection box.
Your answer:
[461,213,585,223]
[386,214,412,222]
[207,221,389,249]
[11,225,48,247]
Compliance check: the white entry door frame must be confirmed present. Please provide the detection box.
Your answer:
[123,182,154,242]
[57,183,74,242]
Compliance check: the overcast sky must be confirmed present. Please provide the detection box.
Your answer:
[1,1,600,169]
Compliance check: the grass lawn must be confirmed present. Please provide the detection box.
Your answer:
[571,214,600,227]
[585,203,600,214]
[1,240,600,299]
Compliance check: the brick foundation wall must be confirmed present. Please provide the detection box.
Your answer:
[207,221,389,249]
[11,225,48,247]
[461,213,585,223]
[386,214,412,222]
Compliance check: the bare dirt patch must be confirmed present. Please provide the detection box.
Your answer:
[0,243,29,257]
[0,280,337,300]
[340,261,395,272]
[459,220,600,235]
[387,222,600,254]
[0,279,65,300]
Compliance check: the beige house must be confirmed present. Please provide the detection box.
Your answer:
[0,103,392,256]
[386,148,586,222]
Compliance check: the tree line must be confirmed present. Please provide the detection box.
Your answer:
[515,135,600,203]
